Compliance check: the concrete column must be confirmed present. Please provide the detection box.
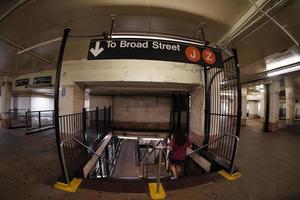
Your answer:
[59,83,85,115]
[268,80,280,132]
[260,87,265,122]
[248,101,258,118]
[189,86,205,146]
[284,77,295,125]
[241,88,247,125]
[0,80,12,128]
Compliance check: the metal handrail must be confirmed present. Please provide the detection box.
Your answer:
[136,139,166,194]
[187,133,239,156]
[139,140,164,165]
[60,136,112,184]
[186,133,239,174]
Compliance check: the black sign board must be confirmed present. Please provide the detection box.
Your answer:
[87,38,223,67]
[15,78,29,87]
[33,76,52,85]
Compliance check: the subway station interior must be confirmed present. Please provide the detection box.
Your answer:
[0,0,300,200]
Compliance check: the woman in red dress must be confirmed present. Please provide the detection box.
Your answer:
[167,131,192,180]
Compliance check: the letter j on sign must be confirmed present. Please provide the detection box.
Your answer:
[185,46,201,62]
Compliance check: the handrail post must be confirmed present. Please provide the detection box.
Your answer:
[82,108,87,144]
[104,106,107,132]
[25,111,28,131]
[108,106,111,130]
[230,137,239,174]
[96,107,99,137]
[60,143,70,184]
[54,28,71,182]
[52,110,55,125]
[156,148,163,193]
[38,111,41,129]
[105,146,110,176]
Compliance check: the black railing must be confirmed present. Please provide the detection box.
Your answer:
[58,106,112,181]
[203,50,241,173]
[8,109,29,128]
[25,110,54,134]
[88,136,122,178]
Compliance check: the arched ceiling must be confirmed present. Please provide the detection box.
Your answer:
[0,0,299,83]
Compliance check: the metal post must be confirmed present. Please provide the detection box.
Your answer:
[82,108,87,144]
[156,149,162,193]
[230,138,239,174]
[104,106,107,132]
[203,66,210,145]
[54,28,70,183]
[52,110,55,125]
[105,146,110,175]
[108,106,111,130]
[38,111,41,129]
[99,156,103,177]
[60,143,70,184]
[169,110,173,138]
[232,49,242,137]
[96,107,99,137]
[25,111,28,131]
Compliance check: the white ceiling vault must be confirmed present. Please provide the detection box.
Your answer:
[0,0,299,83]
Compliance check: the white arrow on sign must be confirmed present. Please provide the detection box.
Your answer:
[90,41,104,57]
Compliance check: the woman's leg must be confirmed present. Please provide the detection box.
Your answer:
[176,165,181,175]
[170,164,178,178]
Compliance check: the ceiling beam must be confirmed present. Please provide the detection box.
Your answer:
[216,0,270,46]
[18,37,62,55]
[0,34,56,66]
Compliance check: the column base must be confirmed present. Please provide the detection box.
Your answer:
[268,122,278,132]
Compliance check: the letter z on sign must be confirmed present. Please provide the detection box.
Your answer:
[202,49,216,65]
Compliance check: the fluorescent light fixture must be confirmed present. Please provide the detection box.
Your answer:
[117,136,138,140]
[266,54,300,70]
[142,137,165,141]
[111,35,204,46]
[265,47,300,72]
[267,65,300,77]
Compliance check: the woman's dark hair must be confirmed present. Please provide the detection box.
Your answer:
[173,130,187,146]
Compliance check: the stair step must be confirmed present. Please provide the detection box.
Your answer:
[81,173,221,193]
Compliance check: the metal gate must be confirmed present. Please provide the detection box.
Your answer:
[203,50,241,173]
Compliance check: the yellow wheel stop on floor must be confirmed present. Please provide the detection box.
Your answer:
[148,183,166,200]
[218,170,241,181]
[54,178,82,193]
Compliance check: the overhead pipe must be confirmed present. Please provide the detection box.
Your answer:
[229,0,288,46]
[18,37,62,55]
[0,34,55,66]
[248,0,299,46]
[217,0,291,47]
[109,14,116,39]
[217,0,270,46]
